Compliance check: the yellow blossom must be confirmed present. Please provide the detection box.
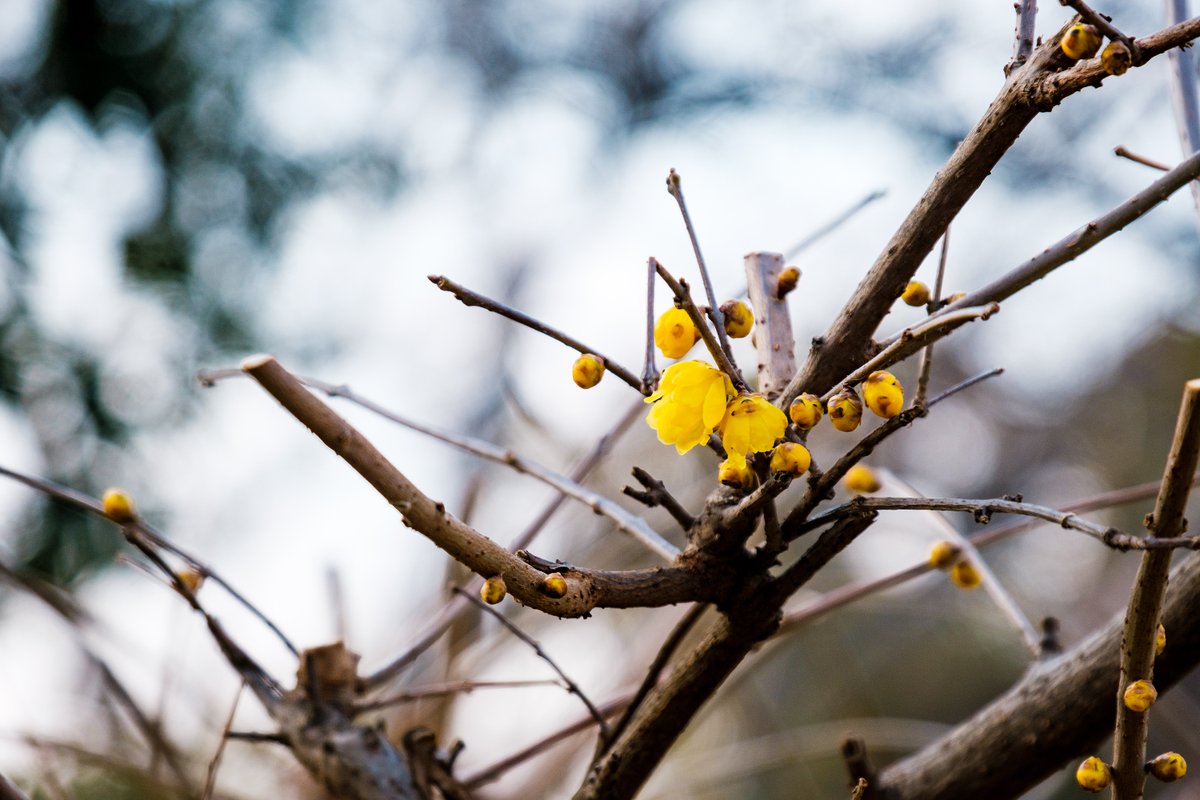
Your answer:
[1148,752,1187,782]
[719,394,788,460]
[1076,756,1111,792]
[654,307,700,359]
[718,457,755,489]
[645,361,736,454]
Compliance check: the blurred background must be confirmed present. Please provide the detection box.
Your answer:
[1,0,1198,797]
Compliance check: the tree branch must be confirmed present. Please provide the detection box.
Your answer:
[876,549,1200,799]
[788,15,1200,402]
[1111,379,1200,798]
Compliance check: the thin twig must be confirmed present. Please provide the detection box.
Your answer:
[1114,145,1171,172]
[665,169,740,371]
[784,190,887,260]
[202,682,244,800]
[884,472,1041,657]
[451,587,610,739]
[929,147,1200,325]
[785,368,1003,535]
[653,259,748,391]
[294,374,678,561]
[0,463,299,657]
[1112,379,1200,799]
[795,305,999,407]
[642,257,659,391]
[625,467,695,531]
[792,495,1198,552]
[777,476,1195,636]
[915,229,951,406]
[462,690,635,789]
[1165,0,1200,221]
[428,274,644,393]
[357,679,565,712]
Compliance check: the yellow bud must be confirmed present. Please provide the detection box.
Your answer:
[769,442,811,477]
[720,300,753,339]
[718,457,756,490]
[788,393,823,431]
[827,388,863,432]
[177,569,205,594]
[949,560,982,589]
[1124,679,1158,712]
[844,464,881,494]
[1101,40,1132,75]
[1156,623,1166,656]
[1147,751,1187,782]
[928,540,958,569]
[863,371,904,419]
[1061,23,1102,61]
[901,280,930,307]
[540,573,568,598]
[654,307,700,359]
[481,576,507,605]
[571,354,605,389]
[1076,756,1112,792]
[945,291,967,304]
[101,488,137,523]
[776,266,800,299]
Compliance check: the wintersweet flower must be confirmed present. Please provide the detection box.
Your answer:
[719,394,788,462]
[654,307,700,359]
[645,361,735,453]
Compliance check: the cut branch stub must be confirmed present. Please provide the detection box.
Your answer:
[744,251,797,400]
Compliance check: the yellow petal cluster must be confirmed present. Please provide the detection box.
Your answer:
[571,354,605,388]
[719,394,788,463]
[654,307,700,359]
[645,361,736,454]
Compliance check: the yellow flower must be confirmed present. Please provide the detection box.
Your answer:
[928,540,958,569]
[645,361,736,454]
[719,394,788,460]
[654,307,700,359]
[788,393,823,430]
[719,300,753,338]
[718,457,755,489]
[949,560,982,589]
[1123,679,1157,712]
[1148,752,1187,782]
[901,280,930,307]
[844,464,881,493]
[102,488,137,523]
[571,354,605,388]
[769,443,811,477]
[1075,756,1111,792]
[863,370,904,419]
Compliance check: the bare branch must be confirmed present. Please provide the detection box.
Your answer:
[201,683,244,800]
[1112,379,1200,799]
[745,251,797,400]
[1165,0,1200,221]
[789,15,1200,400]
[784,190,887,260]
[932,147,1200,322]
[1114,145,1172,171]
[666,169,741,372]
[241,355,714,618]
[429,274,644,393]
[452,587,609,738]
[642,256,659,390]
[1008,0,1039,74]
[877,543,1200,799]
